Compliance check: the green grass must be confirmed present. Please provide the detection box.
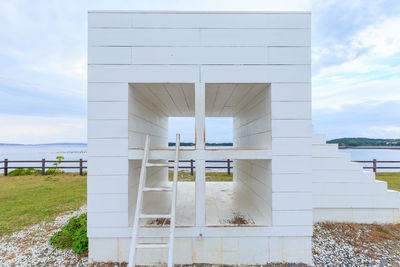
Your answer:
[0,171,397,238]
[0,173,86,237]
[168,171,233,182]
[376,172,400,192]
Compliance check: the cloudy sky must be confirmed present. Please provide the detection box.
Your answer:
[0,0,399,144]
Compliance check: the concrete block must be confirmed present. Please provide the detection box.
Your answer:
[87,175,128,194]
[268,47,311,64]
[272,210,313,226]
[88,101,128,120]
[272,156,312,173]
[88,193,128,212]
[87,157,128,175]
[271,83,311,102]
[272,120,312,137]
[88,83,128,102]
[271,101,311,120]
[88,12,131,28]
[269,236,312,264]
[272,192,312,210]
[87,212,129,227]
[272,173,312,192]
[88,138,128,157]
[88,119,128,138]
[88,238,118,262]
[88,47,131,64]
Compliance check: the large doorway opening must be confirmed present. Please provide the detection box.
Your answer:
[128,83,196,227]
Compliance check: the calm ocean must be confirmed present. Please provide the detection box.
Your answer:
[0,145,399,172]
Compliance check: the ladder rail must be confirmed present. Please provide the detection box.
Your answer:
[128,133,180,267]
[128,135,150,267]
[168,133,180,267]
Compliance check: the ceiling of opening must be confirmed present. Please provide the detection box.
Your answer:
[130,83,268,117]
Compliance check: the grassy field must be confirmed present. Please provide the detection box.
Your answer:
[376,172,400,191]
[168,171,233,182]
[0,171,398,237]
[0,173,86,236]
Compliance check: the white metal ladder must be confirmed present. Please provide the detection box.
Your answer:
[128,133,180,267]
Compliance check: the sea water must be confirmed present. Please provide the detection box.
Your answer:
[0,145,399,173]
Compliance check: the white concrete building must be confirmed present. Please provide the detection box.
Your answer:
[87,11,400,265]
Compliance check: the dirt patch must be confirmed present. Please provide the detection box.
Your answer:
[223,212,254,225]
[318,222,400,248]
[314,222,400,265]
[88,263,127,267]
[89,264,307,267]
[147,218,171,226]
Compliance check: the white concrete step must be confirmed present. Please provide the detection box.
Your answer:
[146,163,173,168]
[312,134,326,145]
[143,187,172,192]
[136,243,169,249]
[140,214,171,219]
[386,189,400,198]
[312,170,375,183]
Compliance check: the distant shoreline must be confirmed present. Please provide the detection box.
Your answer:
[1,143,400,149]
[0,143,87,146]
[339,146,400,149]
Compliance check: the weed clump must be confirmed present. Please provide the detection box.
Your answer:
[8,168,41,176]
[50,213,88,255]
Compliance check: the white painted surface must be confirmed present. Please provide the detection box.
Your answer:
[88,10,313,264]
[85,11,400,265]
[311,133,400,223]
[89,236,312,264]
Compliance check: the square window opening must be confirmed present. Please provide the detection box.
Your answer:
[205,83,271,150]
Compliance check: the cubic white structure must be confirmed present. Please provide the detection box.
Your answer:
[87,11,400,265]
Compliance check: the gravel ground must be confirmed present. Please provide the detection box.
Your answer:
[0,206,88,267]
[2,211,400,267]
[313,222,400,267]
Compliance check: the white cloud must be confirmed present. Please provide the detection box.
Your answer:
[352,16,400,57]
[88,0,310,11]
[365,126,400,139]
[313,74,400,110]
[0,0,398,143]
[25,56,87,82]
[0,114,86,144]
[313,15,400,111]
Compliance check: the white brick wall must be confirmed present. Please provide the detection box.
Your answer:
[88,11,313,264]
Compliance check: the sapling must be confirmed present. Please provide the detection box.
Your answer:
[53,156,64,170]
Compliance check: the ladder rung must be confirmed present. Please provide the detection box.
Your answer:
[143,187,172,192]
[146,163,173,168]
[140,214,171,219]
[136,243,169,249]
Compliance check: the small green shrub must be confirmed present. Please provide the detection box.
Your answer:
[45,168,64,175]
[50,213,88,255]
[376,225,391,235]
[8,168,41,176]
[53,155,64,169]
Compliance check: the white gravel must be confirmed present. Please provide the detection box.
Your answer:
[312,222,400,267]
[2,211,400,266]
[0,206,88,267]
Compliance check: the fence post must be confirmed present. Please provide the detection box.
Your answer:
[373,159,377,173]
[190,159,194,176]
[79,158,83,176]
[227,159,231,175]
[4,158,8,176]
[42,158,46,176]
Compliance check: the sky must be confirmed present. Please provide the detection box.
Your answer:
[0,0,399,144]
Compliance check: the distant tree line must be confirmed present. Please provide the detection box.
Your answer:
[168,142,233,146]
[327,138,400,147]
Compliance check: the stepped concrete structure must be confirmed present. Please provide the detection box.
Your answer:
[87,11,400,265]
